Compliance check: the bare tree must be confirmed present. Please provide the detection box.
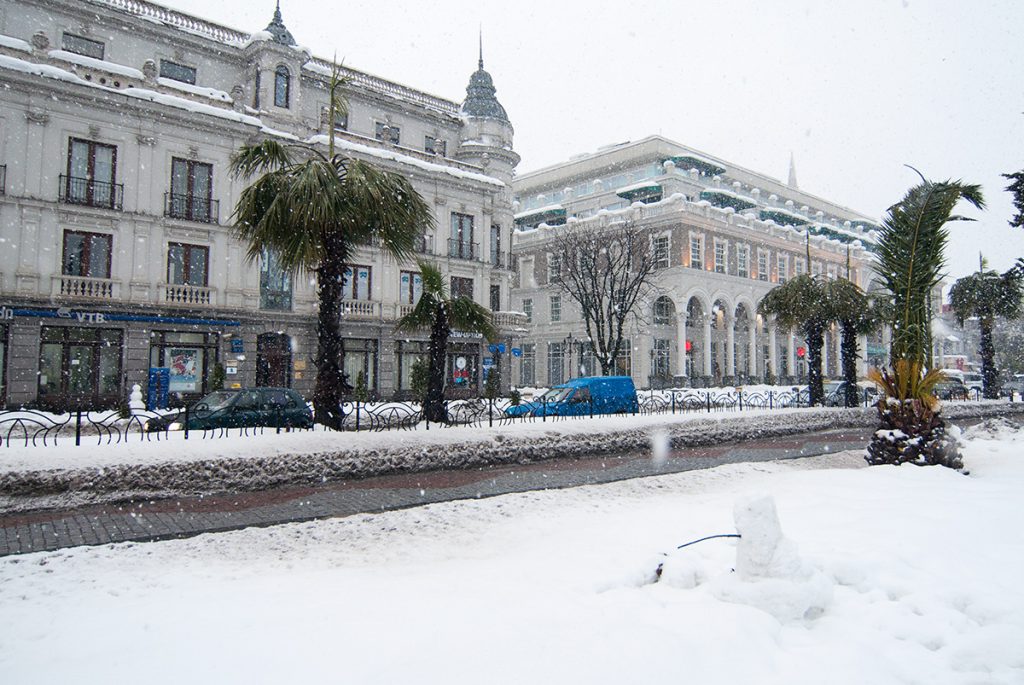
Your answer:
[549,220,659,375]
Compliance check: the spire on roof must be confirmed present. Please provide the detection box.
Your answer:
[787,151,799,189]
[264,0,296,46]
[461,32,509,124]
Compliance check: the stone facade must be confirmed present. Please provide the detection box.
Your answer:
[0,0,523,409]
[509,136,885,389]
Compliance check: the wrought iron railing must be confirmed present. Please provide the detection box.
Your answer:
[448,239,478,261]
[164,192,219,223]
[59,175,123,210]
[0,387,992,447]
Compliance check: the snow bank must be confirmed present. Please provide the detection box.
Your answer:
[1,424,1022,683]
[2,403,1020,508]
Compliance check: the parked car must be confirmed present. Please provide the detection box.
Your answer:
[504,376,639,417]
[933,377,969,401]
[999,379,1024,399]
[822,381,878,407]
[144,388,313,431]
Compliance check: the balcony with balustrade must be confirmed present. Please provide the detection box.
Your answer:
[341,300,380,319]
[164,193,219,224]
[161,283,215,307]
[51,275,120,300]
[59,175,123,210]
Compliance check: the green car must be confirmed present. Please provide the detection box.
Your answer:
[145,388,313,432]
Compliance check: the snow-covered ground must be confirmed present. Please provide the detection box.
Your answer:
[1,419,1021,684]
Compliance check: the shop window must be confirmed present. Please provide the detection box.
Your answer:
[149,331,219,400]
[447,345,479,390]
[396,340,428,391]
[38,327,122,409]
[342,338,378,394]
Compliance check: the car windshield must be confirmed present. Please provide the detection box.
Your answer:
[539,387,573,403]
[194,391,237,410]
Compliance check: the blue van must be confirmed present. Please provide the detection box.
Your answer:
[505,376,639,417]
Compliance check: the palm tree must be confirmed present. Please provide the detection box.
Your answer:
[395,262,497,423]
[873,172,985,366]
[230,66,434,429]
[824,278,885,407]
[949,258,1024,399]
[866,172,984,468]
[758,274,830,406]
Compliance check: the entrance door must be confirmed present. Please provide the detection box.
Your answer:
[38,327,123,410]
[256,333,291,387]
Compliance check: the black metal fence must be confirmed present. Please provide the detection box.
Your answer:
[0,387,989,448]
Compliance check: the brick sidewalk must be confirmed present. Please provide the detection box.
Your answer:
[0,427,869,556]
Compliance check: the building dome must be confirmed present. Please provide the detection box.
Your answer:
[264,1,296,46]
[461,55,509,123]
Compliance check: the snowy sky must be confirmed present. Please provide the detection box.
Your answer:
[159,0,1024,281]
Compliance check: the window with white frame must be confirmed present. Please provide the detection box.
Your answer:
[653,338,672,379]
[689,234,703,269]
[757,250,769,281]
[794,257,806,276]
[520,343,536,386]
[737,245,750,278]
[653,296,673,325]
[653,234,670,269]
[550,295,561,323]
[714,239,727,274]
[811,261,823,276]
[777,253,789,284]
[548,252,562,281]
[826,263,838,280]
[522,298,533,323]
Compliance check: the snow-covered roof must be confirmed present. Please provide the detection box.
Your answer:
[514,204,566,220]
[307,135,504,187]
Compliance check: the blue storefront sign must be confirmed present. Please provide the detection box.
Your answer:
[511,347,522,358]
[147,367,171,409]
[230,338,245,354]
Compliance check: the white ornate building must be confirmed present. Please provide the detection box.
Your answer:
[509,136,888,389]
[0,0,523,409]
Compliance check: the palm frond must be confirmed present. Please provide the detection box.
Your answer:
[874,178,985,363]
[229,139,295,180]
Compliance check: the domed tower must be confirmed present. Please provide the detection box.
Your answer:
[455,40,519,184]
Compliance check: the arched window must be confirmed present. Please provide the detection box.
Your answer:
[274,65,290,108]
[653,296,675,325]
